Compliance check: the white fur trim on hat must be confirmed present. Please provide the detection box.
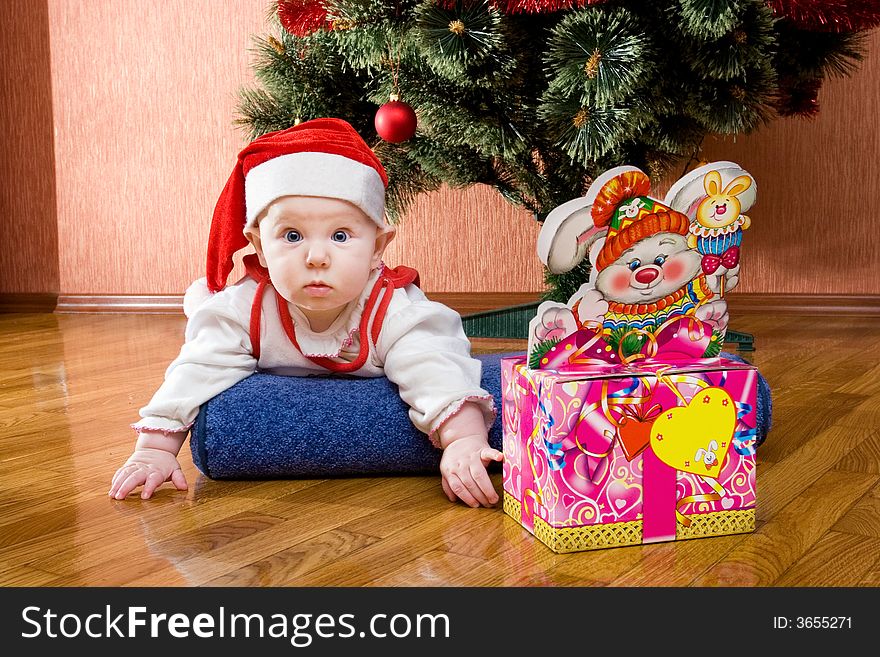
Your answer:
[244,151,386,229]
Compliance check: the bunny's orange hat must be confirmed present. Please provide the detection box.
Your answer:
[591,169,689,271]
[206,118,388,292]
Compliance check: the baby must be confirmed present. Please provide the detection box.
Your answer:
[109,118,500,507]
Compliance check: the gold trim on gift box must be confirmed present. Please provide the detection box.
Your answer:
[503,492,641,553]
[503,491,521,519]
[534,515,644,553]
[675,507,755,539]
[503,492,755,554]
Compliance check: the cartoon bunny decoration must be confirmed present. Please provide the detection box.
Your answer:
[665,161,757,295]
[695,440,720,470]
[530,162,756,366]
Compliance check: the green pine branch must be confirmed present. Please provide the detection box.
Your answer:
[235,0,874,300]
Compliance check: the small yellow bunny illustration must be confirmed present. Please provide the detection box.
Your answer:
[686,170,752,276]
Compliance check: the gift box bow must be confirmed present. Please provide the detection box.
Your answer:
[540,316,715,372]
[621,403,663,422]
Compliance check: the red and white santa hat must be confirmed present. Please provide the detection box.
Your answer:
[206,118,389,292]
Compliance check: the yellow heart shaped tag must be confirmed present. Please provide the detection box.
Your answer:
[649,387,736,479]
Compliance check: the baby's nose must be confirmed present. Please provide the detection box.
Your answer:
[306,247,329,267]
[634,267,659,284]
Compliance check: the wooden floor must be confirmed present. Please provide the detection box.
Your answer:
[1,308,879,587]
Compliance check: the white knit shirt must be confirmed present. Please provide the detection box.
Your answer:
[132,268,495,444]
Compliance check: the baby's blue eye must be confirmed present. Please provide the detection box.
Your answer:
[627,259,641,271]
[331,230,349,243]
[654,255,666,266]
[285,230,302,243]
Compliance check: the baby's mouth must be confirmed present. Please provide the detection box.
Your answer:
[305,283,332,297]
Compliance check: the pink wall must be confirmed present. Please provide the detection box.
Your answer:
[48,0,268,295]
[0,0,58,294]
[3,2,878,296]
[699,29,880,295]
[44,0,544,295]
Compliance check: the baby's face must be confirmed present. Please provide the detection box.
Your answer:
[250,196,389,331]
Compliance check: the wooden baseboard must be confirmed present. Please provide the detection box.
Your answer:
[21,292,880,318]
[726,293,880,316]
[51,292,542,316]
[438,293,880,317]
[431,292,540,315]
[0,293,58,313]
[55,295,184,314]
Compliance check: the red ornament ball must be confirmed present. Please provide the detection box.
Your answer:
[374,100,417,143]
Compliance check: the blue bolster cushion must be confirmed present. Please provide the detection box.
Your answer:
[190,352,771,479]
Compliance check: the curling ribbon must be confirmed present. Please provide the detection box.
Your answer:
[733,401,757,456]
[534,377,563,471]
[675,478,726,527]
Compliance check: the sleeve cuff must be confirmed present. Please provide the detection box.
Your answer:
[427,394,497,448]
[131,417,193,435]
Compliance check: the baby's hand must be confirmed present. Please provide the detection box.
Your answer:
[109,447,188,500]
[439,435,503,508]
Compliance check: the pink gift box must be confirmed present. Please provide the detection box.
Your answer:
[502,355,758,553]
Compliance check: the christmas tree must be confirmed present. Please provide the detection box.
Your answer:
[238,0,880,300]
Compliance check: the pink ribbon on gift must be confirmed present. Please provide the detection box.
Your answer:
[642,448,678,543]
[573,416,616,483]
[540,315,714,372]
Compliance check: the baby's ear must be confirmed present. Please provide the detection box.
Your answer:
[245,225,268,268]
[372,226,396,268]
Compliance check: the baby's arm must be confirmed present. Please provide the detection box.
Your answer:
[111,286,257,499]
[378,292,499,507]
[436,402,503,508]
